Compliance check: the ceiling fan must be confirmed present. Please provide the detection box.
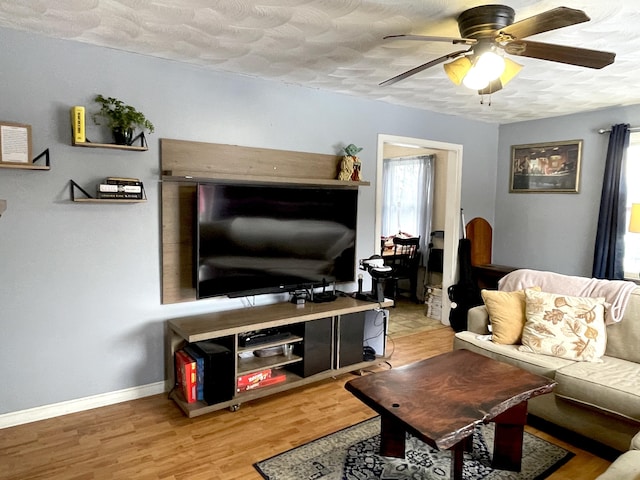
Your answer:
[380,5,616,95]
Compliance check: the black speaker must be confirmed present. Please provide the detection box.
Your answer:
[185,340,234,405]
[337,312,365,368]
[288,317,332,378]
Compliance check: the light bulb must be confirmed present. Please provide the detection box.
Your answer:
[462,66,489,90]
[475,51,505,81]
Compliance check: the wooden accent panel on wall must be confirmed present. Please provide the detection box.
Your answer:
[161,138,342,182]
[161,181,197,303]
[160,138,358,304]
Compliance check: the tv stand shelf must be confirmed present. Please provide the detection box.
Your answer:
[167,296,392,417]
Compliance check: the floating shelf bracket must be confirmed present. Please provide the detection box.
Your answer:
[33,148,50,167]
[69,179,93,201]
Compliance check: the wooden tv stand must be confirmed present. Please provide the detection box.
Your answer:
[167,296,393,417]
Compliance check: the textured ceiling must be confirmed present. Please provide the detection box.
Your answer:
[1,0,639,124]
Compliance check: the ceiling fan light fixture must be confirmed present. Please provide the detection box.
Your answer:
[477,57,523,95]
[500,57,523,86]
[462,66,490,90]
[443,56,472,85]
[475,50,505,81]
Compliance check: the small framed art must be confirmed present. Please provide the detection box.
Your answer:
[0,121,32,165]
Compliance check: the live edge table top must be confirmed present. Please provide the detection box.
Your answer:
[345,349,556,451]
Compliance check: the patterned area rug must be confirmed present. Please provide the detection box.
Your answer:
[254,417,574,480]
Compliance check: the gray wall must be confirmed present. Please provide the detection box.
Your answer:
[495,105,640,276]
[0,27,498,415]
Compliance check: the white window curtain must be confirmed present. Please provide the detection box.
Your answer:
[381,154,435,263]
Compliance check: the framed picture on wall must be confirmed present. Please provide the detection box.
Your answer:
[0,121,32,165]
[510,139,582,193]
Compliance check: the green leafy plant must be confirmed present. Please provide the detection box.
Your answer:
[92,94,154,144]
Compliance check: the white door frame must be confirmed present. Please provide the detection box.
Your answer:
[376,134,463,325]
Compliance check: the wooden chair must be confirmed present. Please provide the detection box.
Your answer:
[385,236,420,303]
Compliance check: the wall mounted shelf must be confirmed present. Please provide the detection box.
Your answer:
[69,180,146,203]
[72,132,148,151]
[72,141,147,151]
[161,174,369,188]
[0,148,50,170]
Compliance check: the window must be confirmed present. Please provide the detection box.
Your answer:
[381,155,434,261]
[624,132,640,280]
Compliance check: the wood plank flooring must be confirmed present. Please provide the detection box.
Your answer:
[0,306,613,479]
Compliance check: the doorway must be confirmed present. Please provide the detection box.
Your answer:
[376,134,463,325]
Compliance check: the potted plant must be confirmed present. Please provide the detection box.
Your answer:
[92,94,154,145]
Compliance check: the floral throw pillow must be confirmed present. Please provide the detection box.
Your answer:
[519,288,607,362]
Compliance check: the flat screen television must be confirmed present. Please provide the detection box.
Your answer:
[196,182,358,299]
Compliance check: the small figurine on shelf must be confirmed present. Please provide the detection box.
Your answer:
[338,143,363,181]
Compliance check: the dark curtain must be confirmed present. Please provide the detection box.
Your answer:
[592,123,630,279]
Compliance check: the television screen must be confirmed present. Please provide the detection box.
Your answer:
[196,183,358,299]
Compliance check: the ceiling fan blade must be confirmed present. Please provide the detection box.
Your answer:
[504,40,615,69]
[383,34,476,46]
[498,7,589,40]
[379,49,470,86]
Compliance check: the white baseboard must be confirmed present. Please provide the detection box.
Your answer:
[0,381,166,429]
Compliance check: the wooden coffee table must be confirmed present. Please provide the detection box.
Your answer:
[345,349,556,479]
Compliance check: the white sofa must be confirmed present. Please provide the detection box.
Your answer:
[453,285,640,453]
[596,430,640,479]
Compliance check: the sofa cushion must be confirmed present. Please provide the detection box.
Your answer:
[595,450,640,480]
[481,287,539,345]
[632,430,640,451]
[606,288,640,363]
[519,289,607,362]
[453,331,574,379]
[555,356,640,422]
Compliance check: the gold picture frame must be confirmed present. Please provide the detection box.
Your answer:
[510,140,582,193]
[0,121,32,165]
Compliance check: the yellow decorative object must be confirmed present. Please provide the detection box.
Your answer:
[71,106,85,144]
[629,203,640,233]
[481,287,540,345]
[338,155,354,181]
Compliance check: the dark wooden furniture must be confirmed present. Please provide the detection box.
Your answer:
[472,264,520,289]
[466,217,493,266]
[384,236,420,303]
[464,217,520,290]
[345,349,556,480]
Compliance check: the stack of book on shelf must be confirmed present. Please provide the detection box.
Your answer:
[174,347,287,404]
[175,349,197,404]
[96,177,144,200]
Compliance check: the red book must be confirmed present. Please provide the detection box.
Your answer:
[175,350,197,403]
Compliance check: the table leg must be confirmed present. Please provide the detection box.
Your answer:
[491,401,527,471]
[450,441,465,480]
[380,415,406,458]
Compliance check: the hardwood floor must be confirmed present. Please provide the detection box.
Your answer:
[0,309,613,480]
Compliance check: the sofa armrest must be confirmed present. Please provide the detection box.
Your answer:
[467,305,490,334]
